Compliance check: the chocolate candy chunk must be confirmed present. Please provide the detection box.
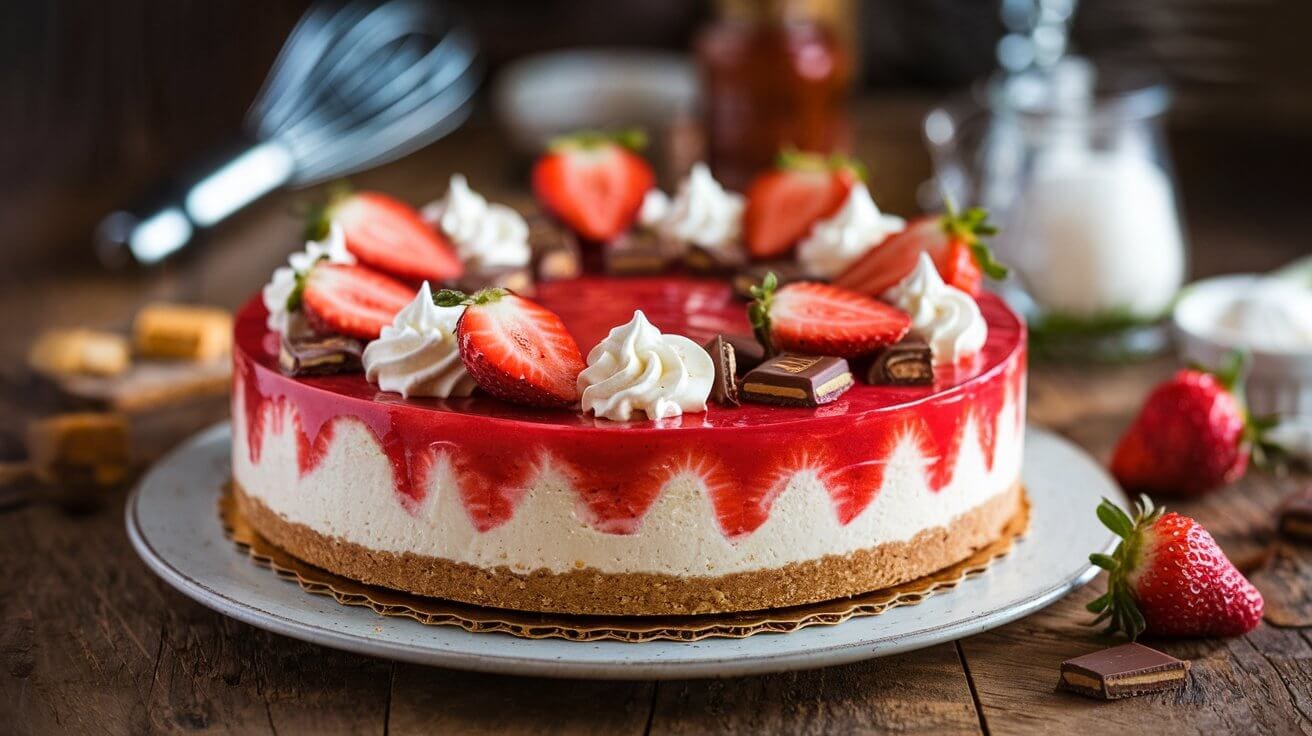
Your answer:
[1058,643,1189,700]
[701,336,740,406]
[528,217,582,281]
[741,353,853,407]
[1277,486,1312,540]
[685,245,743,274]
[279,334,364,377]
[722,334,765,374]
[732,261,808,300]
[604,230,669,275]
[458,265,535,297]
[868,336,934,386]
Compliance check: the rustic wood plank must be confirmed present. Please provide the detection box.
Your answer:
[647,645,982,736]
[386,665,654,735]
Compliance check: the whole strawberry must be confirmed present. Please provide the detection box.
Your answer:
[1111,355,1279,496]
[1088,495,1263,639]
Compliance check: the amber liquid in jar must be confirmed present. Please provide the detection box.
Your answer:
[696,0,853,189]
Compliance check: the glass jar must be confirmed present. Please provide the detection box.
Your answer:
[924,59,1187,360]
[695,0,854,190]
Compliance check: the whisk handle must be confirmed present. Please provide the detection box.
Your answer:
[96,138,296,268]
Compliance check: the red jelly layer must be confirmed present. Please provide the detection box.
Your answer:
[235,275,1026,538]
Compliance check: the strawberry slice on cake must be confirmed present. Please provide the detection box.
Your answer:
[531,130,655,242]
[437,287,587,408]
[743,151,863,259]
[300,263,414,340]
[312,189,463,283]
[748,273,912,358]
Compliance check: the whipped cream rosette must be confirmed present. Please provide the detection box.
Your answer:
[262,223,355,336]
[578,310,714,421]
[422,174,531,270]
[363,281,475,399]
[646,163,746,263]
[798,182,905,279]
[884,252,987,365]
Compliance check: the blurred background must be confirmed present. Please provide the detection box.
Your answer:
[4,0,1310,279]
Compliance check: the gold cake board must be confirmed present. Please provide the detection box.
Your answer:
[219,487,1030,643]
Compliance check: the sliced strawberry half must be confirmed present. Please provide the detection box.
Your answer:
[832,203,1007,297]
[301,263,414,340]
[749,274,912,358]
[440,288,586,408]
[314,189,463,283]
[743,151,863,259]
[531,130,655,242]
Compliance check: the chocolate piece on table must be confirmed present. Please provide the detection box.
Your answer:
[458,265,536,297]
[279,334,365,377]
[732,261,808,300]
[28,328,131,377]
[701,336,740,406]
[722,334,765,374]
[741,353,853,407]
[133,303,233,361]
[867,335,934,386]
[1277,486,1312,540]
[528,217,582,281]
[604,230,669,276]
[1058,643,1189,700]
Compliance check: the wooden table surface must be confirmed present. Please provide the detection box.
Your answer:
[2,97,1310,735]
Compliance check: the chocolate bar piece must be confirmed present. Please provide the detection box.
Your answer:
[604,230,669,275]
[458,265,536,297]
[685,245,744,274]
[732,261,808,300]
[279,334,365,377]
[1058,643,1189,700]
[722,334,765,374]
[528,217,582,281]
[741,354,853,407]
[28,328,131,377]
[868,336,934,386]
[701,336,740,406]
[133,303,233,361]
[1277,486,1312,540]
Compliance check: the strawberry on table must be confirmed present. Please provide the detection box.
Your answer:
[301,263,414,340]
[832,201,1007,297]
[748,272,911,359]
[310,188,463,283]
[1111,354,1281,496]
[437,287,586,408]
[531,129,655,243]
[1088,495,1264,639]
[743,151,863,260]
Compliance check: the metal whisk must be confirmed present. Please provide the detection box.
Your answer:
[97,0,481,267]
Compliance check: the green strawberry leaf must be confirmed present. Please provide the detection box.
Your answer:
[1096,498,1135,539]
[747,272,778,357]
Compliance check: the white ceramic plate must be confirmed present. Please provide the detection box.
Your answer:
[127,423,1122,680]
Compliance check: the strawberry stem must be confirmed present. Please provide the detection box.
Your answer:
[774,148,869,181]
[941,197,1008,280]
[303,180,353,241]
[548,128,648,153]
[1188,350,1288,472]
[432,288,470,308]
[1086,494,1163,641]
[747,272,779,357]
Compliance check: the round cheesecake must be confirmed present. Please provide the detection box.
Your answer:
[232,274,1027,615]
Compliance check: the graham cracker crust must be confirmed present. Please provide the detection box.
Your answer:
[233,482,1023,616]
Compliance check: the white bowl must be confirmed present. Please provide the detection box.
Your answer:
[1173,273,1312,420]
[492,49,698,154]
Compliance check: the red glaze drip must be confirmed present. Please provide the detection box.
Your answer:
[235,276,1027,538]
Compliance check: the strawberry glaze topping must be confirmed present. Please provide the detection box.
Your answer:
[236,275,1025,538]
